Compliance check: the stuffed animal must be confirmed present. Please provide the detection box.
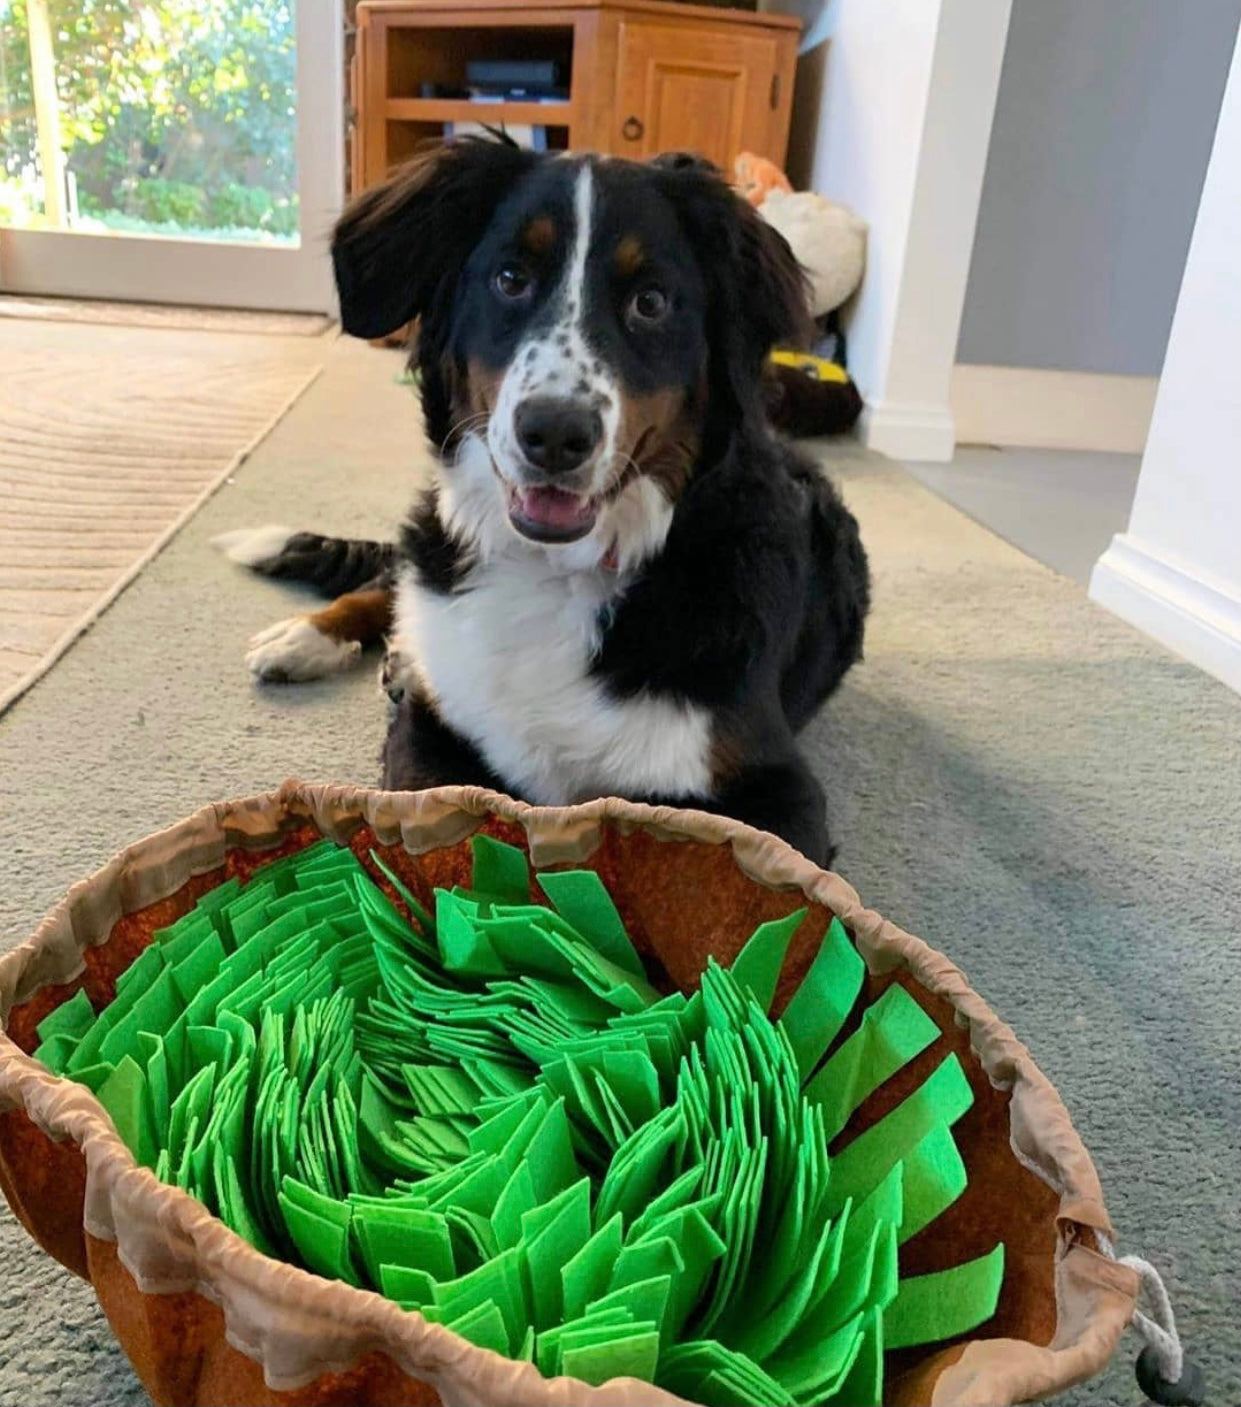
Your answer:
[756,186,867,321]
[763,349,864,439]
[733,154,869,438]
[734,151,792,207]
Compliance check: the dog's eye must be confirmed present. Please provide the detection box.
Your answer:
[494,263,534,301]
[627,286,669,328]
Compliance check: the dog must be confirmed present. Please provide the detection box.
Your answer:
[216,141,869,865]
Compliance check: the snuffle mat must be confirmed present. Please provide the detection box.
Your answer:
[0,784,1137,1407]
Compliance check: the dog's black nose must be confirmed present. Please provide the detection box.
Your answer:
[514,398,602,476]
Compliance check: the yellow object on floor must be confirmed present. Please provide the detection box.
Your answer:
[770,349,850,383]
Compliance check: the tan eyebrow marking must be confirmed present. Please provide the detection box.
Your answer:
[521,215,556,254]
[615,234,645,277]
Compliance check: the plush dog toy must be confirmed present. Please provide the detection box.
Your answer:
[734,154,868,438]
[756,187,867,322]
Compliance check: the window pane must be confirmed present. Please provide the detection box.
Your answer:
[1,0,298,245]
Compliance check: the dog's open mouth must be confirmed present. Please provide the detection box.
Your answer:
[506,484,599,543]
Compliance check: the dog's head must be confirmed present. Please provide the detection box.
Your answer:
[333,141,808,563]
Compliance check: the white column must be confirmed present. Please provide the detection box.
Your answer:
[1090,31,1241,695]
[793,0,1010,461]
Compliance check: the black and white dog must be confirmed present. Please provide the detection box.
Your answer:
[217,141,869,865]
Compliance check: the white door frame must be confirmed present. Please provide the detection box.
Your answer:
[0,0,345,314]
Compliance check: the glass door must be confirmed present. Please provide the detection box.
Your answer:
[0,0,343,311]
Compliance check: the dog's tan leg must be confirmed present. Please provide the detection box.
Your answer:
[246,587,394,683]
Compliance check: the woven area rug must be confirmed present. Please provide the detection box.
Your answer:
[0,317,333,713]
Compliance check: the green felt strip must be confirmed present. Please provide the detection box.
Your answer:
[535,1307,633,1377]
[113,944,165,1000]
[520,1177,592,1329]
[96,1056,156,1167]
[534,869,645,980]
[730,1208,847,1362]
[611,1233,684,1295]
[353,1203,455,1285]
[561,1327,661,1387]
[157,911,216,964]
[595,1105,683,1226]
[436,893,505,979]
[825,1052,974,1214]
[469,1096,536,1160]
[401,1064,479,1118]
[364,851,435,934]
[214,1143,273,1255]
[491,1163,538,1250]
[766,1311,864,1400]
[899,1120,968,1244]
[660,1341,797,1407]
[803,982,940,1137]
[35,988,95,1046]
[445,1206,499,1271]
[470,834,532,906]
[883,1243,1006,1350]
[170,932,227,1005]
[778,917,866,1080]
[560,1213,624,1321]
[521,1099,578,1203]
[820,1308,882,1406]
[186,1024,233,1078]
[444,1298,512,1356]
[32,1033,79,1074]
[434,1246,528,1349]
[813,1219,896,1339]
[380,1262,437,1305]
[278,1189,360,1286]
[585,1273,672,1337]
[438,1210,492,1266]
[730,908,807,1013]
[657,1206,727,1340]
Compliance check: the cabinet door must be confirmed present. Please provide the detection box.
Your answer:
[613,21,782,170]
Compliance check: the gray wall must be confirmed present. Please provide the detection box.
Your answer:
[957,0,1241,377]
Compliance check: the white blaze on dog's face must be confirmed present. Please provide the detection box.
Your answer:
[439,156,712,566]
[484,168,621,541]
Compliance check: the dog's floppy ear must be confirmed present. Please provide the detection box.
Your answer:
[332,138,538,339]
[653,163,811,423]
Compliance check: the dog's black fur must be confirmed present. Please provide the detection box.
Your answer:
[237,141,869,865]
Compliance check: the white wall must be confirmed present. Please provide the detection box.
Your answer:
[958,0,1241,378]
[766,0,1010,461]
[1090,31,1241,694]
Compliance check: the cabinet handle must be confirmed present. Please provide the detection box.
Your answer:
[621,115,644,141]
[770,73,781,109]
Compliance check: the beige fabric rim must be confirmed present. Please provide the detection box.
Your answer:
[0,782,1137,1405]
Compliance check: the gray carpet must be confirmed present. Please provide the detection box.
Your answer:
[1,335,1238,1406]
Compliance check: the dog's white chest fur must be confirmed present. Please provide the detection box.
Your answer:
[395,549,713,807]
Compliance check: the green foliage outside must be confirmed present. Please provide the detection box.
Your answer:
[0,0,298,241]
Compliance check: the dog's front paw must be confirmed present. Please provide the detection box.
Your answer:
[379,645,415,705]
[246,617,362,683]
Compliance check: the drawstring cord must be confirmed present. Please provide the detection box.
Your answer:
[1098,1233,1204,1407]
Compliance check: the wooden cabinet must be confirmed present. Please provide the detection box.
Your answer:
[612,21,788,171]
[352,0,799,194]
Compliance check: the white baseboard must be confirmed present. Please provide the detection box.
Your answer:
[952,364,1158,453]
[859,400,956,463]
[1090,534,1241,694]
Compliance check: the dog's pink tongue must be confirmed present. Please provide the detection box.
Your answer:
[516,486,594,530]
